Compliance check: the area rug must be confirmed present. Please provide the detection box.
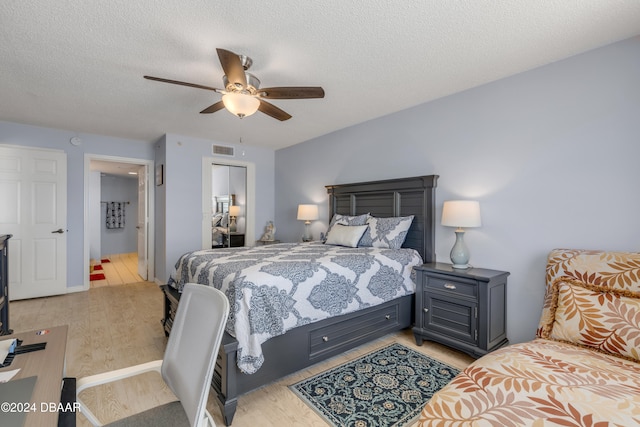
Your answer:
[100,258,111,263]
[93,264,103,271]
[289,343,460,427]
[90,273,105,281]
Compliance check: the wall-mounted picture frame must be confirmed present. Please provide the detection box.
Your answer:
[155,164,164,186]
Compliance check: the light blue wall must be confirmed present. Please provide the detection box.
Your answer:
[274,36,640,345]
[157,134,275,282]
[212,165,230,197]
[0,121,155,288]
[100,175,138,256]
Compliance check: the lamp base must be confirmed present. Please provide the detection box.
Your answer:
[451,263,471,269]
[302,221,312,242]
[449,229,471,268]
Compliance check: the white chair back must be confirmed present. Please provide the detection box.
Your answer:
[161,283,229,427]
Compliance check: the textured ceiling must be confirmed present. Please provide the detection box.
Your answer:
[1,1,639,150]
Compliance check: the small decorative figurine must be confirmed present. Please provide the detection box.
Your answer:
[261,221,276,241]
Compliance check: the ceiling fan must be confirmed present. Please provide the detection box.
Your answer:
[144,48,325,121]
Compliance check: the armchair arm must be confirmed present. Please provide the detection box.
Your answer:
[76,359,163,426]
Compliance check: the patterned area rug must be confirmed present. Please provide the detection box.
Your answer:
[290,343,459,427]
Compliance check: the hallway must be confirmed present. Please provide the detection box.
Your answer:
[90,252,143,287]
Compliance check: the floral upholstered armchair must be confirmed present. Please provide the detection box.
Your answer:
[418,249,640,426]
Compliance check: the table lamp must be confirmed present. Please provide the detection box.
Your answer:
[229,205,241,232]
[297,204,319,242]
[441,200,481,269]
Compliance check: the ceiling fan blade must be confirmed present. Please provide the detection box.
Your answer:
[258,87,325,99]
[143,75,221,92]
[216,48,247,90]
[200,101,225,114]
[258,100,292,121]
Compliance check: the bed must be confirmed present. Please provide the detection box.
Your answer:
[162,174,438,425]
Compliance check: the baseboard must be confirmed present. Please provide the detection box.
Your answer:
[67,284,89,294]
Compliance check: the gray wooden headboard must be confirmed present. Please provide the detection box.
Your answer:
[326,175,438,262]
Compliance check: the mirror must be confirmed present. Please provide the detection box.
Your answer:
[212,164,247,248]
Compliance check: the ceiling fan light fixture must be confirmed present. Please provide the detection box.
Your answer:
[145,48,324,121]
[222,92,260,118]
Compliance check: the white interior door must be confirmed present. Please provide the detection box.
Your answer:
[137,165,147,280]
[0,145,67,300]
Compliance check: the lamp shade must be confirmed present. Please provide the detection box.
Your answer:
[228,205,241,217]
[441,201,481,228]
[297,204,319,221]
[222,93,260,118]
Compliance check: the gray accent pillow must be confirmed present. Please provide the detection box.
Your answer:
[359,215,414,249]
[324,213,370,242]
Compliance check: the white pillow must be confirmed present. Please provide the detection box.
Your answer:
[324,224,369,248]
[212,213,224,227]
[324,213,370,241]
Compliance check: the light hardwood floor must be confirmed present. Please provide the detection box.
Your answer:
[10,280,475,426]
[90,252,143,287]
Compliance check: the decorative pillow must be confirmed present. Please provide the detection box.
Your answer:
[358,215,414,249]
[324,224,369,248]
[325,213,370,241]
[212,213,224,227]
[547,278,640,362]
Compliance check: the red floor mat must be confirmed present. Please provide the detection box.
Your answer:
[90,273,106,281]
[93,265,103,271]
[100,258,111,263]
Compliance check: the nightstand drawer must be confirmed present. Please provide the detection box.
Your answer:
[425,276,477,298]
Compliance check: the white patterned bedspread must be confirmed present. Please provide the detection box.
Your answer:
[168,242,422,374]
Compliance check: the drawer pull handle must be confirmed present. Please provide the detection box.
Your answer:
[423,308,429,313]
[385,315,391,320]
[322,336,329,342]
[444,283,457,290]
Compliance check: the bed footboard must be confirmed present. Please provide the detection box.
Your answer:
[214,294,413,425]
[162,285,413,426]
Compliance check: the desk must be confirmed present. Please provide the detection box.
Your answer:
[0,325,73,426]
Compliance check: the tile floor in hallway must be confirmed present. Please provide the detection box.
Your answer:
[90,252,143,287]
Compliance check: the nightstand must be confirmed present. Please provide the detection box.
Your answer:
[229,233,245,247]
[413,263,509,358]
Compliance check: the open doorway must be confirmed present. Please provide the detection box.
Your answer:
[83,155,155,288]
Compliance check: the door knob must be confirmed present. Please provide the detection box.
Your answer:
[51,229,65,234]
